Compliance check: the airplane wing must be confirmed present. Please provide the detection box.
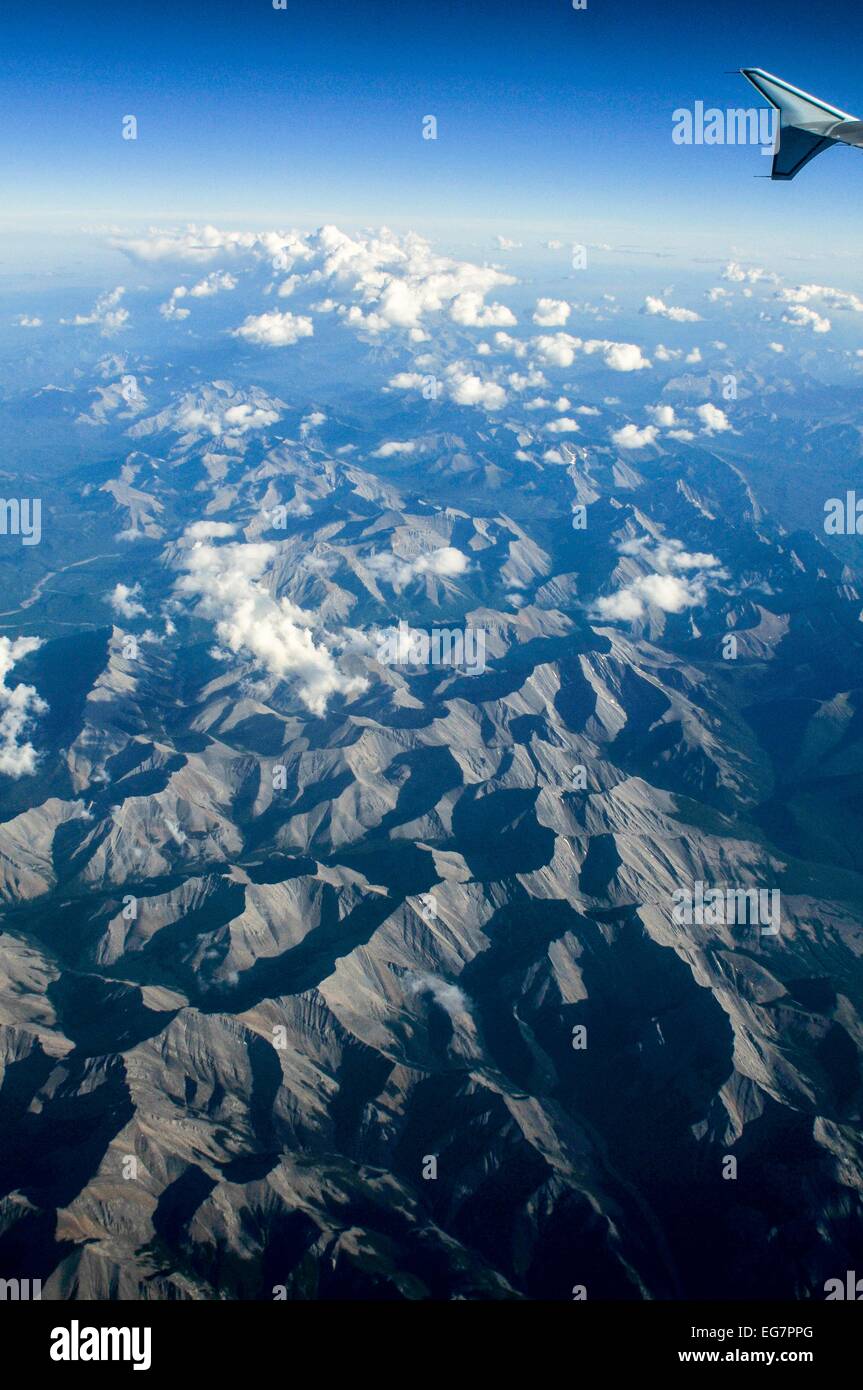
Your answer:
[740,68,853,179]
[765,126,838,180]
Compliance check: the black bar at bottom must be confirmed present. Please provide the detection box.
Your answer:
[0,1298,857,1375]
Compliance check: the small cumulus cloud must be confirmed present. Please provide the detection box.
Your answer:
[175,398,281,436]
[232,310,314,346]
[0,636,47,778]
[365,545,470,591]
[781,303,831,334]
[721,262,775,285]
[161,271,237,319]
[61,287,128,336]
[372,441,417,458]
[611,423,659,449]
[107,582,146,619]
[450,291,516,328]
[533,332,582,367]
[533,297,571,327]
[695,403,732,433]
[406,971,470,1018]
[596,537,723,622]
[585,340,652,371]
[446,364,507,410]
[643,296,701,322]
[647,404,676,427]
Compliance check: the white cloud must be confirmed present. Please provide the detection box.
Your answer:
[611,423,659,449]
[620,538,722,573]
[113,224,518,342]
[444,364,507,410]
[508,369,548,392]
[189,270,237,298]
[643,296,701,322]
[160,298,190,322]
[313,225,517,335]
[176,398,281,436]
[14,315,42,327]
[696,402,731,433]
[161,270,237,320]
[779,283,863,315]
[721,262,774,285]
[781,303,831,334]
[414,547,470,578]
[108,582,146,618]
[175,527,365,716]
[61,287,128,336]
[584,340,651,371]
[229,403,280,430]
[545,417,581,434]
[0,636,47,778]
[533,297,571,327]
[186,521,237,541]
[533,332,582,367]
[406,971,469,1017]
[596,537,722,622]
[232,310,314,346]
[597,587,647,620]
[494,331,528,359]
[387,371,425,391]
[365,545,470,591]
[647,404,676,427]
[450,291,516,328]
[638,573,703,611]
[372,441,417,457]
[768,341,785,353]
[113,224,312,268]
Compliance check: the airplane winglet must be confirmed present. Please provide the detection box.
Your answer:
[740,68,857,179]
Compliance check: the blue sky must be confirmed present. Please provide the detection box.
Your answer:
[1,0,862,269]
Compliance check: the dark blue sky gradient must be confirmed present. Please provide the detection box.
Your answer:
[1,0,862,259]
